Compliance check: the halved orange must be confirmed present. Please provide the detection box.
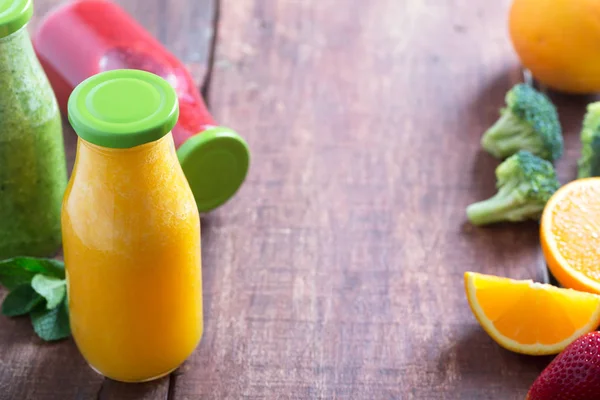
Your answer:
[541,178,600,294]
[464,271,600,355]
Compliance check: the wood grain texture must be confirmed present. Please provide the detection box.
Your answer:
[171,0,589,398]
[1,0,595,398]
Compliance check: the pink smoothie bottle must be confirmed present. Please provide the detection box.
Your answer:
[33,0,250,213]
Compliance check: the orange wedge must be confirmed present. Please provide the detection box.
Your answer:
[541,178,600,294]
[464,271,600,355]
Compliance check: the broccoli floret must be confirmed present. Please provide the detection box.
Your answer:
[481,83,563,162]
[577,102,600,178]
[466,150,560,226]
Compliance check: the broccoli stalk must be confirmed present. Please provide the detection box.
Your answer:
[480,84,563,162]
[577,102,600,178]
[589,136,600,178]
[467,182,548,225]
[467,150,560,226]
[482,111,550,159]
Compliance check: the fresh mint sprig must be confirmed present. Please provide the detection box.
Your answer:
[0,257,70,342]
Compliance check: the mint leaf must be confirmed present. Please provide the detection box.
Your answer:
[33,258,65,279]
[1,285,43,317]
[31,274,66,310]
[6,257,65,279]
[0,258,71,341]
[0,264,38,291]
[30,297,70,341]
[0,267,36,291]
[0,257,65,290]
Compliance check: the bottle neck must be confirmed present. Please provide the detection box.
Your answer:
[73,132,179,181]
[79,131,175,158]
[0,27,36,70]
[0,26,60,126]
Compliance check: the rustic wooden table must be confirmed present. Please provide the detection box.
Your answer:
[0,0,593,399]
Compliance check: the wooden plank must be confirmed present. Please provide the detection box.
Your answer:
[118,0,216,87]
[2,0,592,399]
[0,320,103,400]
[97,379,170,400]
[169,0,592,398]
[0,1,215,399]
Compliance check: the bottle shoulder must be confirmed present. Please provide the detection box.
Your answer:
[64,135,199,226]
[62,155,200,252]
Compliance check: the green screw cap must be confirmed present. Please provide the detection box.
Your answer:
[0,0,33,38]
[177,127,250,212]
[68,69,179,149]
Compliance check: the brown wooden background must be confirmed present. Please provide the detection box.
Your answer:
[0,0,594,398]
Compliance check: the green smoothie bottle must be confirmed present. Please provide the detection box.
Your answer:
[0,0,67,259]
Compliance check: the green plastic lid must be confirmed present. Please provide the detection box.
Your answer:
[177,127,250,212]
[68,69,179,149]
[0,0,33,38]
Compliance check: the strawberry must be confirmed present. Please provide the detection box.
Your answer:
[527,331,600,400]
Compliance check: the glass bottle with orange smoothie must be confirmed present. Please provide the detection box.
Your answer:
[61,69,203,382]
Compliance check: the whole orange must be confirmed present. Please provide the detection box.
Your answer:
[509,0,600,94]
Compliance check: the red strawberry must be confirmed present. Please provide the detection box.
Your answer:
[527,331,600,400]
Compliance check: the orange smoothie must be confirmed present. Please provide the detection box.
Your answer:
[61,70,203,382]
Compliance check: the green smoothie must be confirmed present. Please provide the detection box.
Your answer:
[0,3,67,259]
